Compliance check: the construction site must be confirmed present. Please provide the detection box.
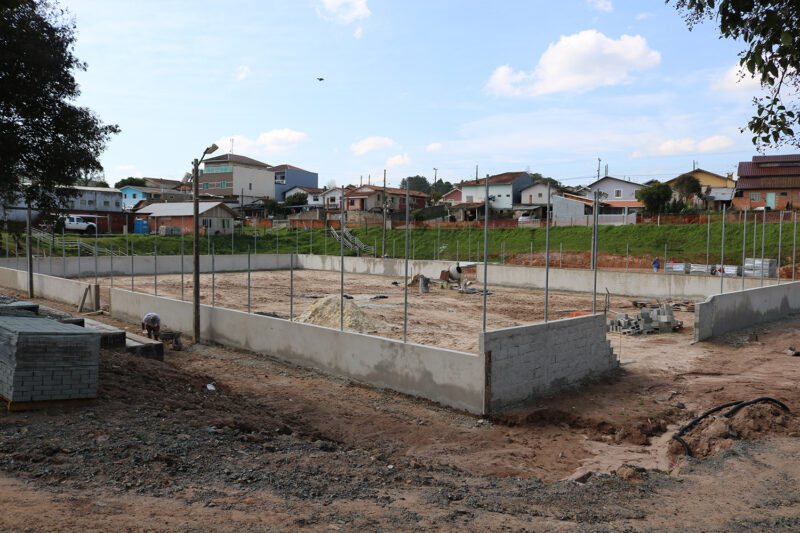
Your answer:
[1,241,800,530]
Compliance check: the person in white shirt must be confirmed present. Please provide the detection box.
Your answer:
[141,312,161,340]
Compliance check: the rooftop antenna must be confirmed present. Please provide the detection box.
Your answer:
[605,164,608,177]
[360,175,362,186]
[693,160,697,170]
[597,158,601,180]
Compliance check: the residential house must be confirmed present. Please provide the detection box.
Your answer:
[344,185,427,213]
[667,169,736,209]
[136,201,236,235]
[283,186,324,206]
[60,186,128,232]
[459,172,535,211]
[269,164,319,202]
[201,153,276,202]
[519,181,562,206]
[552,193,597,222]
[119,185,190,210]
[442,187,462,205]
[666,169,735,189]
[144,177,182,189]
[585,176,643,216]
[733,154,800,210]
[322,186,354,212]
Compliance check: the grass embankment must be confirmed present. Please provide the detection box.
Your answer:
[1,220,796,264]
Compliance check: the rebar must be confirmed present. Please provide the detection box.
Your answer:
[290,246,294,322]
[544,182,551,322]
[778,210,784,285]
[180,237,184,301]
[247,245,251,313]
[720,204,726,294]
[761,211,766,286]
[154,238,158,296]
[212,244,216,307]
[404,184,410,343]
[741,209,747,291]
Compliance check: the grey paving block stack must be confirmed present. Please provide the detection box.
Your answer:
[690,264,714,275]
[664,262,690,274]
[0,317,101,404]
[744,258,777,278]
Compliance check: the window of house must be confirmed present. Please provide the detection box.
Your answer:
[201,218,210,227]
[537,192,543,198]
[780,192,788,196]
[506,194,510,197]
[202,183,209,190]
[123,194,127,198]
[750,192,761,202]
[466,195,474,202]
[220,181,227,188]
[103,200,109,206]
[312,196,319,201]
[349,199,355,206]
[249,183,252,190]
[115,201,120,207]
[614,189,622,198]
[80,199,86,206]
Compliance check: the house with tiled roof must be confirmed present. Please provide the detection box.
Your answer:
[267,164,319,202]
[344,185,427,213]
[200,153,276,202]
[283,185,325,206]
[459,171,535,210]
[733,154,800,210]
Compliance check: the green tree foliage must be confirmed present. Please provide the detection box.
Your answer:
[114,177,147,188]
[672,174,702,200]
[670,0,799,149]
[0,0,119,212]
[399,175,431,194]
[284,192,308,206]
[429,190,443,204]
[430,178,453,195]
[636,182,673,215]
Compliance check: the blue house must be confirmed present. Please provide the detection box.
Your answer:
[269,164,319,202]
[120,185,190,210]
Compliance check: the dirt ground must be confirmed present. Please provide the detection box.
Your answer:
[83,269,682,354]
[2,285,800,530]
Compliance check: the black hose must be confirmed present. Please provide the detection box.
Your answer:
[672,435,692,457]
[722,397,791,418]
[675,401,744,437]
[671,397,792,457]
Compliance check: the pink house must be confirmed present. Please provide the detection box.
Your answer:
[442,187,462,205]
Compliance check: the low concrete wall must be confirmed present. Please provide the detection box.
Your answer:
[110,288,486,414]
[295,254,457,280]
[0,267,98,310]
[694,281,800,341]
[476,263,766,300]
[481,314,617,412]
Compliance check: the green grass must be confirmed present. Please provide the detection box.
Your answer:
[1,219,798,265]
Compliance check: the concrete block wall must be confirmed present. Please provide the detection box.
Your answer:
[0,267,99,310]
[110,288,486,414]
[0,318,100,403]
[694,281,800,341]
[480,314,617,412]
[476,263,767,300]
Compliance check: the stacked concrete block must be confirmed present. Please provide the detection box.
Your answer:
[744,258,777,278]
[607,304,682,335]
[664,262,689,274]
[0,317,100,404]
[481,314,618,412]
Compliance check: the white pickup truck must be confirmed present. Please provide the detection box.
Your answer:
[62,215,97,234]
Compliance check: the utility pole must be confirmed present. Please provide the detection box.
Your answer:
[381,169,387,257]
[597,158,601,180]
[26,203,33,298]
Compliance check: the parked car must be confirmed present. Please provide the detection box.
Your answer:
[518,213,536,224]
[61,215,97,234]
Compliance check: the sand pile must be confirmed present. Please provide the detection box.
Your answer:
[297,295,392,333]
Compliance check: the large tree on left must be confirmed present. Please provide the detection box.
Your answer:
[0,0,119,213]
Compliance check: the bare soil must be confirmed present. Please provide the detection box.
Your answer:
[84,269,667,353]
[2,288,800,530]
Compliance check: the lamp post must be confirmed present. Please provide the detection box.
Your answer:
[192,143,219,343]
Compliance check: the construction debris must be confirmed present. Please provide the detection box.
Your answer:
[632,299,696,312]
[608,303,683,335]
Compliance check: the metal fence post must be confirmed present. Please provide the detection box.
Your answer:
[794,210,798,282]
[340,187,345,331]
[706,214,710,267]
[231,227,234,255]
[720,204,726,294]
[154,237,158,296]
[247,245,251,313]
[544,182,551,322]
[761,211,766,286]
[592,191,598,313]
[310,227,313,255]
[626,242,629,272]
[482,172,489,332]
[110,247,114,289]
[290,246,294,322]
[742,208,747,291]
[77,237,80,279]
[212,244,216,307]
[49,237,52,275]
[180,236,184,301]
[130,241,134,292]
[94,230,98,284]
[560,242,563,268]
[403,182,409,343]
[778,210,784,285]
[62,226,66,278]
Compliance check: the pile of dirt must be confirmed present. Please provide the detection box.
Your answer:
[297,294,392,333]
[669,403,797,459]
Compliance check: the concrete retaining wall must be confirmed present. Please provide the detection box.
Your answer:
[694,281,800,341]
[110,288,486,414]
[476,263,766,300]
[0,267,99,310]
[295,254,457,280]
[480,314,617,411]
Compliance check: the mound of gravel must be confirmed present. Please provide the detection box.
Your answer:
[297,295,392,333]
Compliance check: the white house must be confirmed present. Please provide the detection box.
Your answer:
[200,153,276,202]
[519,182,563,206]
[283,186,324,206]
[322,186,354,211]
[459,172,534,210]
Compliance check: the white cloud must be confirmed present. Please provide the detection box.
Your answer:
[353,26,363,38]
[235,65,250,81]
[216,129,309,156]
[425,142,443,152]
[632,135,735,158]
[712,64,761,92]
[587,0,612,12]
[485,30,660,97]
[386,153,411,167]
[635,12,652,20]
[317,0,370,24]
[350,136,398,155]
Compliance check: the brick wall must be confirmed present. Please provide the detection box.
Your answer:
[480,314,617,412]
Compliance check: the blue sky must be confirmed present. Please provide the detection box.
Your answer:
[64,0,784,188]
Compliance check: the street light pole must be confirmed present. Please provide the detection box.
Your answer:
[192,143,218,344]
